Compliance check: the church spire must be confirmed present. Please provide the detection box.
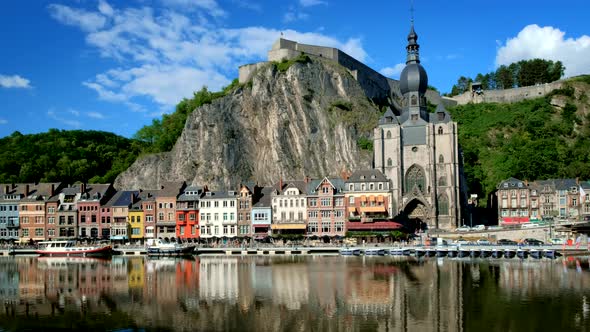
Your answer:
[406,20,420,64]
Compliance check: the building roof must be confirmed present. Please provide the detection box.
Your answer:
[253,187,273,208]
[345,169,388,183]
[201,190,237,200]
[177,186,204,202]
[273,180,307,195]
[553,178,577,190]
[155,181,186,198]
[79,183,113,202]
[306,177,346,195]
[497,177,527,190]
[106,190,139,207]
[20,182,62,202]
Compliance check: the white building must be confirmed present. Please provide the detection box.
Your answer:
[199,191,238,239]
[271,181,308,235]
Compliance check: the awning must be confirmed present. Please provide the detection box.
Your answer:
[359,206,387,213]
[360,195,367,202]
[368,196,376,201]
[500,217,530,224]
[346,221,403,230]
[347,207,357,213]
[377,196,384,202]
[271,224,306,230]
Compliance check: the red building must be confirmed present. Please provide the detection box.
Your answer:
[175,186,203,241]
[77,184,115,239]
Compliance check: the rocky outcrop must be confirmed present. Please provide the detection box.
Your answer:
[115,57,380,190]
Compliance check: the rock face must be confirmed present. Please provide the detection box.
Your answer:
[115,57,383,190]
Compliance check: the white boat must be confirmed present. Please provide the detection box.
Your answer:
[364,248,386,256]
[340,248,361,256]
[36,240,112,257]
[146,239,195,256]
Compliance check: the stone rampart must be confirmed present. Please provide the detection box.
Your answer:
[238,62,270,84]
[451,81,564,105]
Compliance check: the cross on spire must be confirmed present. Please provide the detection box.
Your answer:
[410,0,414,24]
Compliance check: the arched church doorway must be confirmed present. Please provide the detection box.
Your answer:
[403,199,429,232]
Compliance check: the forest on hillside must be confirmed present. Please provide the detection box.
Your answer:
[448,77,590,206]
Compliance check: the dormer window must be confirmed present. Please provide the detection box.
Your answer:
[348,184,353,191]
[518,183,523,188]
[228,191,236,196]
[503,183,508,188]
[371,175,376,179]
[206,192,212,196]
[360,175,365,180]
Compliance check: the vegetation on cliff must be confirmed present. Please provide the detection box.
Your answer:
[448,80,590,206]
[0,129,144,184]
[448,58,565,96]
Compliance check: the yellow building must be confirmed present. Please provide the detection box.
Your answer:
[127,257,145,290]
[129,201,144,240]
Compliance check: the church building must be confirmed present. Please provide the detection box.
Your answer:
[374,23,462,230]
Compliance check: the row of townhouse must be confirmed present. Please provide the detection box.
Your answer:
[0,169,403,243]
[496,177,590,225]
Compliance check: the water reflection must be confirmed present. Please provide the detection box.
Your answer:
[0,255,589,331]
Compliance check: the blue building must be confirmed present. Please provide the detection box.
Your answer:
[0,184,26,242]
[251,187,273,239]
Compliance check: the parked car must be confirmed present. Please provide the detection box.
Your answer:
[488,225,503,231]
[522,238,544,246]
[549,238,565,245]
[521,223,539,229]
[476,239,491,245]
[497,239,517,245]
[453,239,471,245]
[456,226,471,232]
[473,224,486,231]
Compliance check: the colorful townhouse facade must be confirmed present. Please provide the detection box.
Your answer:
[306,177,346,237]
[496,177,584,225]
[251,187,273,239]
[237,184,255,237]
[129,199,144,240]
[176,186,202,240]
[19,183,60,243]
[0,184,26,241]
[78,183,115,240]
[199,191,238,239]
[271,180,307,235]
[108,190,138,242]
[344,170,400,234]
[155,182,185,240]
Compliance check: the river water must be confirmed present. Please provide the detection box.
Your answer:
[0,255,589,331]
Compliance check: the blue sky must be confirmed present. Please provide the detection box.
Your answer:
[1,0,589,138]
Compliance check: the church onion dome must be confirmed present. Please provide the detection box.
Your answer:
[399,22,428,95]
[399,63,428,95]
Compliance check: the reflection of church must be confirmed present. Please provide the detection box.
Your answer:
[374,22,462,230]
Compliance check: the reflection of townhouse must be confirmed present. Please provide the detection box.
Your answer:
[237,184,255,238]
[176,186,203,240]
[0,184,26,241]
[19,183,61,242]
[271,261,308,310]
[306,177,346,237]
[497,178,530,225]
[271,180,307,235]
[77,183,115,239]
[199,257,239,303]
[199,191,238,239]
[155,182,186,240]
[344,170,398,233]
[0,260,19,301]
[251,187,273,239]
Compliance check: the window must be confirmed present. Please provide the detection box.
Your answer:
[309,199,317,207]
[22,229,29,237]
[335,198,343,206]
[334,210,343,218]
[361,184,366,191]
[321,210,330,218]
[308,222,318,233]
[35,228,43,237]
[48,217,55,224]
[405,165,425,193]
[321,198,331,206]
[47,229,55,237]
[378,183,383,190]
[573,198,577,206]
[308,211,318,218]
[322,222,331,233]
[437,194,449,215]
[438,126,443,135]
[438,154,444,164]
[438,176,447,186]
[179,214,185,221]
[335,221,344,232]
[411,95,418,106]
[132,228,141,235]
[349,196,355,205]
[348,184,353,191]
[387,158,393,167]
[322,186,329,194]
[369,183,374,190]
[223,213,228,221]
[158,213,164,221]
[91,215,97,223]
[298,211,303,220]
[189,213,195,221]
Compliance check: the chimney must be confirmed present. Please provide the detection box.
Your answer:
[25,184,29,197]
[51,184,55,196]
[279,178,283,192]
[130,192,135,204]
[4,185,9,194]
[81,183,86,194]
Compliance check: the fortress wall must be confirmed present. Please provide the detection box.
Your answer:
[335,50,391,100]
[238,62,270,84]
[452,81,564,105]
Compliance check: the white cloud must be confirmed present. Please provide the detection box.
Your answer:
[87,111,105,119]
[496,24,590,77]
[98,0,114,17]
[379,63,405,78]
[160,0,226,17]
[49,3,369,110]
[299,0,327,7]
[0,74,31,88]
[0,119,7,124]
[283,10,309,23]
[48,4,106,32]
[47,109,82,128]
[68,109,80,117]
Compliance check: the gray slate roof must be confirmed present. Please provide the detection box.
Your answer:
[346,169,388,183]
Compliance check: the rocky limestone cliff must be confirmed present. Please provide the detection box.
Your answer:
[115,57,382,190]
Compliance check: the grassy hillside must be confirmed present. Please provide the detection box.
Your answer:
[448,78,590,206]
[0,129,145,184]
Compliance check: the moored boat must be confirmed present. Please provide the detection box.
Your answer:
[516,249,529,259]
[470,248,481,258]
[426,248,437,257]
[340,248,361,256]
[481,249,493,258]
[390,248,411,256]
[447,247,458,258]
[415,248,427,257]
[491,248,504,258]
[504,248,516,259]
[458,248,470,258]
[435,248,448,257]
[147,239,195,256]
[35,240,112,257]
[529,249,543,259]
[364,248,386,256]
[543,249,560,259]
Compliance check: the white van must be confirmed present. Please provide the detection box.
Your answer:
[521,223,537,229]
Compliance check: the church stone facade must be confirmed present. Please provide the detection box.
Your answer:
[374,23,461,230]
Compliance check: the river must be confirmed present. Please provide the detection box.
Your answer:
[0,255,589,331]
